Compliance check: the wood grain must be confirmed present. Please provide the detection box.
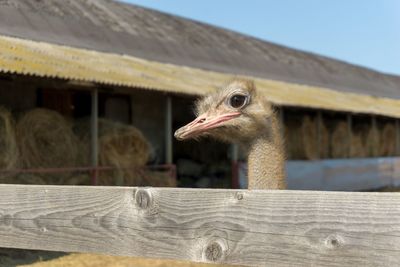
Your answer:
[0,185,400,266]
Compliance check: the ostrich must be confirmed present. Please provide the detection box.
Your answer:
[174,79,286,189]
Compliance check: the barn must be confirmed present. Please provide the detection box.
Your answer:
[0,0,399,191]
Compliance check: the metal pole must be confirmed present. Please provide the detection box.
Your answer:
[165,96,173,164]
[90,88,98,185]
[347,114,352,158]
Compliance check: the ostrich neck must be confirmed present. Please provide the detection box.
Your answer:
[246,116,286,189]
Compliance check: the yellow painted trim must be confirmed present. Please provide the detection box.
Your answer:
[0,35,399,118]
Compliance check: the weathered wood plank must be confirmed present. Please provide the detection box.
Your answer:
[0,185,399,267]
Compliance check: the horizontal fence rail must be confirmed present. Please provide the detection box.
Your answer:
[0,185,399,266]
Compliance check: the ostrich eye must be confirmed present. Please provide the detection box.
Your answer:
[229,94,247,109]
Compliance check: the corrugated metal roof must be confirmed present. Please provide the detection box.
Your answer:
[1,35,399,118]
[0,0,399,100]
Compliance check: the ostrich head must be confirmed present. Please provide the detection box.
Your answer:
[174,79,275,144]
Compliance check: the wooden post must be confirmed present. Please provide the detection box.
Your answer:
[231,144,239,189]
[90,88,99,185]
[347,114,352,158]
[165,96,173,164]
[317,111,322,159]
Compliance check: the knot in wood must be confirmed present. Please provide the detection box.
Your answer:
[236,192,244,200]
[325,234,343,249]
[203,241,225,262]
[135,188,153,209]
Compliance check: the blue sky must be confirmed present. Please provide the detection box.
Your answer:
[121,1,400,75]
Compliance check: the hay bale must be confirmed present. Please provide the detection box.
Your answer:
[141,170,176,187]
[96,168,134,186]
[350,133,366,158]
[95,168,174,187]
[319,121,330,158]
[380,123,396,156]
[74,118,150,186]
[16,108,79,170]
[366,126,380,157]
[286,115,318,160]
[331,121,348,158]
[75,118,150,167]
[95,168,175,187]
[0,173,46,185]
[0,106,18,172]
[350,124,368,158]
[63,174,91,185]
[5,172,91,185]
[97,120,150,167]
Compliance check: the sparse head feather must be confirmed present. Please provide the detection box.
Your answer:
[196,79,256,114]
[192,78,275,143]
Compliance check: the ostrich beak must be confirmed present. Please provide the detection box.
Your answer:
[174,112,241,140]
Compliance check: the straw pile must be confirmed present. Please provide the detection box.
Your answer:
[350,124,368,158]
[96,168,128,186]
[97,168,175,187]
[379,123,396,156]
[0,173,46,185]
[64,174,91,185]
[331,121,348,158]
[0,106,18,173]
[141,170,176,187]
[97,119,150,168]
[319,119,330,159]
[350,133,366,158]
[74,118,150,185]
[286,115,328,160]
[0,173,90,185]
[16,108,80,170]
[4,173,84,185]
[366,126,380,157]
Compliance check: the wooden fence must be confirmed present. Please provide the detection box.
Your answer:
[0,184,399,266]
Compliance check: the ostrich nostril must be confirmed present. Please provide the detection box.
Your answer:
[198,118,206,123]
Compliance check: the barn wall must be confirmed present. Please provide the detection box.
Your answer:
[0,77,36,112]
